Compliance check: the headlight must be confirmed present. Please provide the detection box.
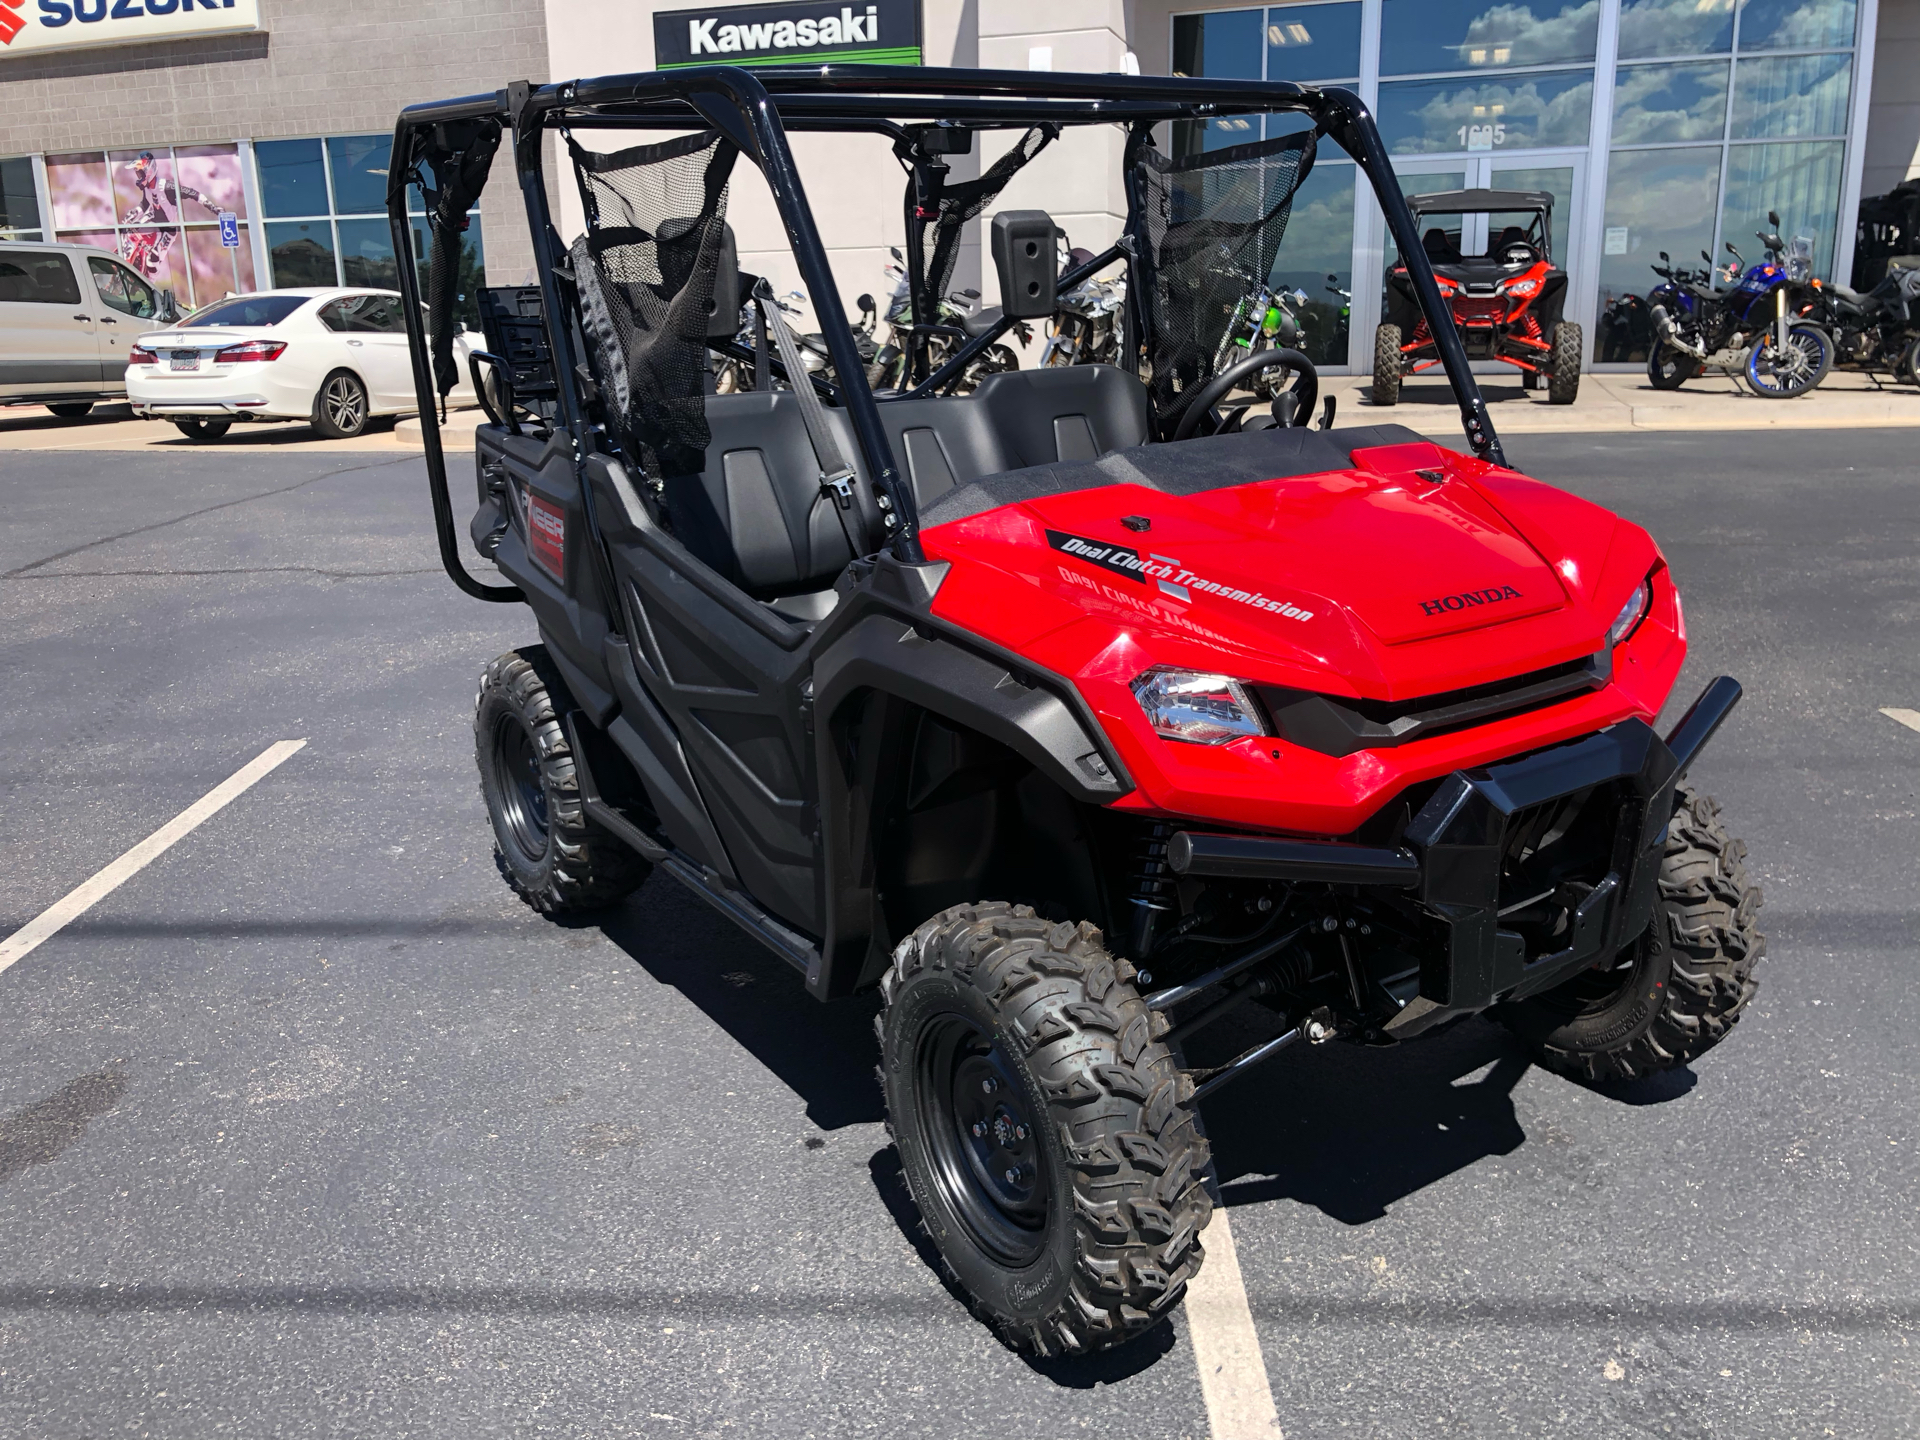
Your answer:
[1132,667,1267,746]
[1607,578,1653,648]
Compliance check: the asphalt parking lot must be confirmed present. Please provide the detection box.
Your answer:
[1,429,1915,1438]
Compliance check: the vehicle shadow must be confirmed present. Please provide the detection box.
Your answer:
[592,876,884,1131]
[1198,1014,1698,1224]
[1197,1016,1533,1225]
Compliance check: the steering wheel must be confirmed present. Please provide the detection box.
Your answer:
[1500,240,1540,266]
[1169,347,1319,442]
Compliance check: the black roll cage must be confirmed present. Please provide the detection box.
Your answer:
[386,64,1504,606]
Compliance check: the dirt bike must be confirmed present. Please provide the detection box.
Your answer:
[1041,246,1127,368]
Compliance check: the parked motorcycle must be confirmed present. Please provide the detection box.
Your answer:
[1805,262,1920,385]
[860,248,1028,392]
[1646,210,1833,399]
[1041,246,1127,369]
[1211,273,1311,399]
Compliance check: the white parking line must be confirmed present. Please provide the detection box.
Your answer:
[0,739,306,977]
[1881,707,1920,735]
[1186,1205,1283,1439]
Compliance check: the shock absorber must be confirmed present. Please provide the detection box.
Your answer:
[1127,820,1176,961]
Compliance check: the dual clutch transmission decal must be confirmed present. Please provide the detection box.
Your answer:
[1045,529,1314,622]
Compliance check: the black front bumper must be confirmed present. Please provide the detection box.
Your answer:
[1168,676,1743,1038]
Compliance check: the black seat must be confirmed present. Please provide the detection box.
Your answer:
[959,305,1004,339]
[971,365,1151,469]
[1423,227,1460,264]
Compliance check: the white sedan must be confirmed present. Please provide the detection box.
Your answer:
[127,287,475,441]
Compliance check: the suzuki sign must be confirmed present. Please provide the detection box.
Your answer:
[0,0,261,58]
[653,0,920,68]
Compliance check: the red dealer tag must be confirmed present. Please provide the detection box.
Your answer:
[527,494,566,582]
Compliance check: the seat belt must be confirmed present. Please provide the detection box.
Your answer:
[754,280,867,559]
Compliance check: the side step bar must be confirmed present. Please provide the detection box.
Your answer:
[566,714,820,980]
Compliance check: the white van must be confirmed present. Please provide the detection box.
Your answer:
[0,241,183,419]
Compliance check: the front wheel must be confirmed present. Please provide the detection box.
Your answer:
[1546,321,1582,404]
[1371,324,1403,406]
[1647,338,1696,390]
[880,902,1211,1356]
[1899,334,1920,386]
[311,369,370,438]
[1497,786,1763,1083]
[1744,323,1832,398]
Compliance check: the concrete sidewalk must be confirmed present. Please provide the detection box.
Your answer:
[4,368,1915,455]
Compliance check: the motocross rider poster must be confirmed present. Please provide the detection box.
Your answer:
[47,146,253,307]
[0,0,260,59]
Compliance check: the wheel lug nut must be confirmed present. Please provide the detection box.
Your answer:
[1014,1125,1028,1141]
[1004,1166,1022,1185]
[981,1078,997,1094]
[971,1121,986,1138]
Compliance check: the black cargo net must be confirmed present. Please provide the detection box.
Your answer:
[1129,126,1316,427]
[568,129,738,481]
[422,119,502,402]
[913,125,1056,314]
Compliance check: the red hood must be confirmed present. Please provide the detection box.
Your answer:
[923,440,1658,702]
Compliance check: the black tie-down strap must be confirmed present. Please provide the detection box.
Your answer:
[422,119,502,401]
[754,280,868,562]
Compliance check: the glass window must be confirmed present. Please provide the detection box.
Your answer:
[1730,53,1851,140]
[318,292,403,332]
[45,153,114,231]
[1379,0,1597,75]
[182,293,309,327]
[1736,0,1856,52]
[1596,146,1721,360]
[87,255,158,318]
[1722,139,1844,277]
[1173,11,1264,80]
[1264,2,1361,82]
[1,158,41,239]
[0,250,82,305]
[1490,163,1575,267]
[256,139,329,219]
[1378,69,1594,153]
[266,220,337,287]
[1616,0,1736,60]
[1269,162,1356,364]
[1611,61,1729,145]
[327,135,392,217]
[336,217,397,288]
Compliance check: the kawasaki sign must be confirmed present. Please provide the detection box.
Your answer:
[653,0,920,68]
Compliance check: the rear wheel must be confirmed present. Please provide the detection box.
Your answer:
[1897,334,1920,386]
[475,647,650,914]
[1647,339,1696,390]
[880,902,1211,1356]
[1744,323,1832,398]
[1498,786,1762,1082]
[46,401,93,419]
[1371,324,1403,406]
[172,418,231,442]
[1547,322,1582,404]
[312,369,370,439]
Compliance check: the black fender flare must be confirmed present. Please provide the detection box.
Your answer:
[806,593,1133,998]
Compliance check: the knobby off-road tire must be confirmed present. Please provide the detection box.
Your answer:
[879,902,1211,1357]
[1547,321,1582,404]
[1499,786,1762,1082]
[475,646,650,914]
[1371,323,1403,406]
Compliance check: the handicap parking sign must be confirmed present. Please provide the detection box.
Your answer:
[218,212,240,249]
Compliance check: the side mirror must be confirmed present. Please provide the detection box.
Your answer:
[1725,241,1738,255]
[157,288,180,323]
[990,209,1059,320]
[1769,209,1780,228]
[1327,272,1339,283]
[857,293,875,316]
[889,246,904,262]
[1701,250,1713,264]
[1659,251,1670,262]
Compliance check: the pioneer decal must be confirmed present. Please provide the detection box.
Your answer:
[1420,585,1522,616]
[1045,529,1313,622]
[528,494,567,583]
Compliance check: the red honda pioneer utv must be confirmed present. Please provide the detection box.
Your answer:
[388,66,1759,1358]
[1373,188,1582,406]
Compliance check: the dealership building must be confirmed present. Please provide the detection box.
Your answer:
[3,0,1916,370]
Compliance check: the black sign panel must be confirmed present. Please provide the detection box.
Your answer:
[654,0,922,68]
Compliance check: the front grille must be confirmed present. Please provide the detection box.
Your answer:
[1254,652,1608,758]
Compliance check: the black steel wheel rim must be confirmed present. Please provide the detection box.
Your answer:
[492,713,549,863]
[914,1010,1049,1267]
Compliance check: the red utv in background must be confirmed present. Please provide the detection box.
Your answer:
[1374,188,1581,406]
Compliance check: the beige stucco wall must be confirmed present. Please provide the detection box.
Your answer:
[1862,0,1920,195]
